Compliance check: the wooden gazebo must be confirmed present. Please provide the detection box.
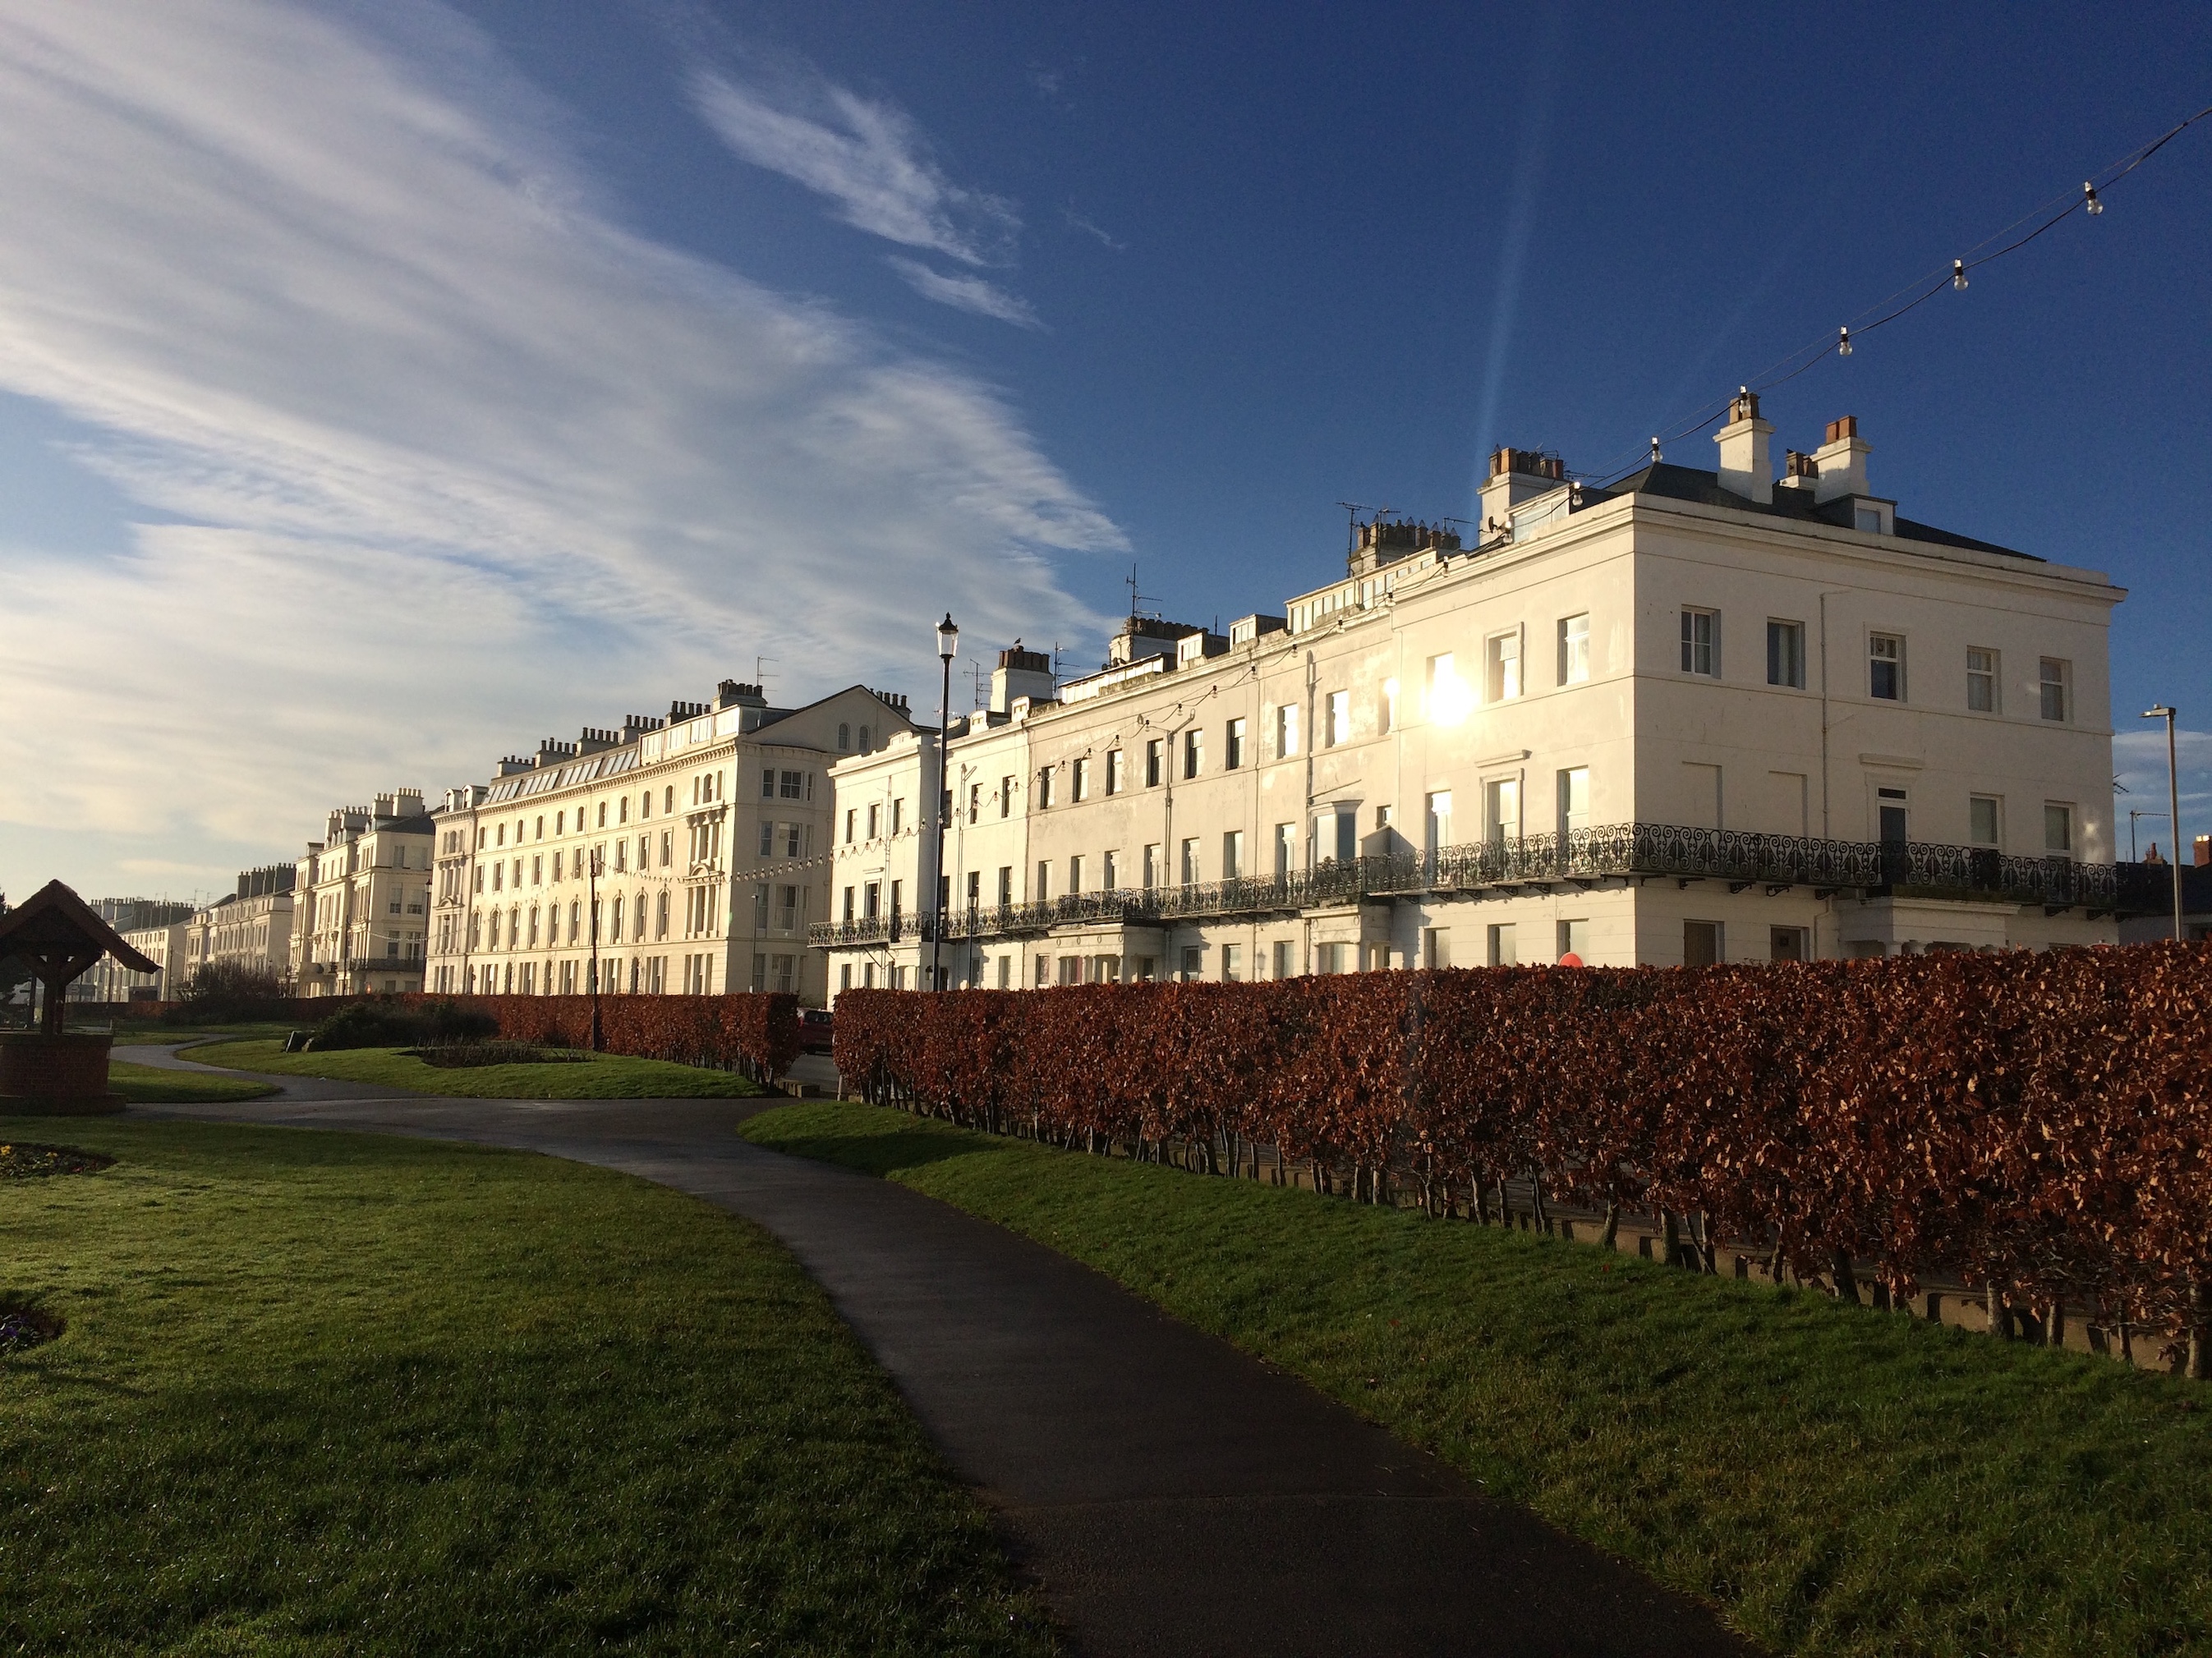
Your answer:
[0,880,159,1112]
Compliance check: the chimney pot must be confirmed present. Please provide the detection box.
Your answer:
[1478,448,1570,538]
[1714,388,1776,506]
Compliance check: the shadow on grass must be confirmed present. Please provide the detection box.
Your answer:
[748,1100,2212,1657]
[759,1128,992,1180]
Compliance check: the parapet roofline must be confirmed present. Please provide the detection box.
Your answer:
[467,682,920,800]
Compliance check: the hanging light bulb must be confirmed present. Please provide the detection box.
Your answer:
[1837,326,1852,358]
[1952,259,1969,291]
[2084,180,2104,216]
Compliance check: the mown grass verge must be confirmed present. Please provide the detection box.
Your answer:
[109,1022,305,1046]
[108,1059,279,1104]
[743,1100,2212,1658]
[0,1116,1054,1656]
[186,1039,766,1099]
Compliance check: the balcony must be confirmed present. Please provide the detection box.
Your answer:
[804,824,2163,948]
[812,914,907,947]
[1369,823,2155,913]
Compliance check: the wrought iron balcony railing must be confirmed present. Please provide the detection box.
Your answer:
[1368,823,2157,912]
[805,824,2167,948]
[812,915,907,946]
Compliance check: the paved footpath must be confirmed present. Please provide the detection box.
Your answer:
[122,1044,1757,1658]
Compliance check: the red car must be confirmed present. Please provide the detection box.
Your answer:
[798,1008,834,1055]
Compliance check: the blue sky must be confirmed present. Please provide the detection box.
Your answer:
[2,2,2208,903]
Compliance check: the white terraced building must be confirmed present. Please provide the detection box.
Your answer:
[292,794,436,997]
[817,395,2151,997]
[179,864,297,992]
[423,679,918,1006]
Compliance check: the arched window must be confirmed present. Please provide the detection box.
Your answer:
[838,722,851,751]
[633,893,646,941]
[612,895,624,938]
[858,724,871,750]
[656,891,669,939]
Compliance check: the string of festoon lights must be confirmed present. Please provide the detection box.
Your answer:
[1580,98,2212,490]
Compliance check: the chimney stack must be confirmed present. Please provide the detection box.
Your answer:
[1811,415,1870,503]
[1713,388,1774,505]
[2196,834,2210,867]
[991,645,1056,714]
[1478,448,1567,540]
[715,680,768,710]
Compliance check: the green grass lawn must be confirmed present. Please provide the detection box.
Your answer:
[0,1117,1054,1656]
[108,1021,305,1047]
[108,1059,279,1104]
[745,1101,2212,1658]
[187,1039,766,1100]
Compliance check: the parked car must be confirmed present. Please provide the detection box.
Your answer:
[798,1007,834,1055]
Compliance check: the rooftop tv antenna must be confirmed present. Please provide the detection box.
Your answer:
[1336,501,1394,556]
[1124,563,1159,620]
[753,655,778,688]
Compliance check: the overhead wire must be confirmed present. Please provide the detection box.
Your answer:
[1579,99,2212,490]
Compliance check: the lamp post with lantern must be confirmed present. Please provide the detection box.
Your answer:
[2145,704,2183,941]
[932,613,959,991]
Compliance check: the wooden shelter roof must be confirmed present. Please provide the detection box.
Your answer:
[0,880,161,974]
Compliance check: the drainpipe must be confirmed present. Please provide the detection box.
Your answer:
[1817,590,1851,840]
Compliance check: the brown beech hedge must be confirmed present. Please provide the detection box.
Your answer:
[833,944,2212,1363]
[408,992,802,1082]
[108,992,802,1080]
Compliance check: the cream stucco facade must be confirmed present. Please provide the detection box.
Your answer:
[71,899,192,1001]
[422,680,917,1006]
[818,402,2147,997]
[178,865,297,992]
[113,921,188,1001]
[291,793,435,997]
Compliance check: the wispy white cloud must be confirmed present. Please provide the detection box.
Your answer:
[0,0,1117,899]
[1063,206,1124,251]
[690,66,1019,267]
[886,257,1043,330]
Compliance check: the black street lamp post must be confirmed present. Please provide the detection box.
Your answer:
[587,845,605,1049]
[933,613,959,990]
[2145,704,2183,941]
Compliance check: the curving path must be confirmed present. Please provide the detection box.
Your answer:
[121,1042,1757,1658]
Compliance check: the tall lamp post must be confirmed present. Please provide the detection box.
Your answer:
[2145,705,2183,941]
[932,613,959,991]
[586,846,605,1049]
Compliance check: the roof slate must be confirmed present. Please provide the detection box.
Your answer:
[1588,462,2038,562]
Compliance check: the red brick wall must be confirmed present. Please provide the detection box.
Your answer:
[0,1033,113,1100]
